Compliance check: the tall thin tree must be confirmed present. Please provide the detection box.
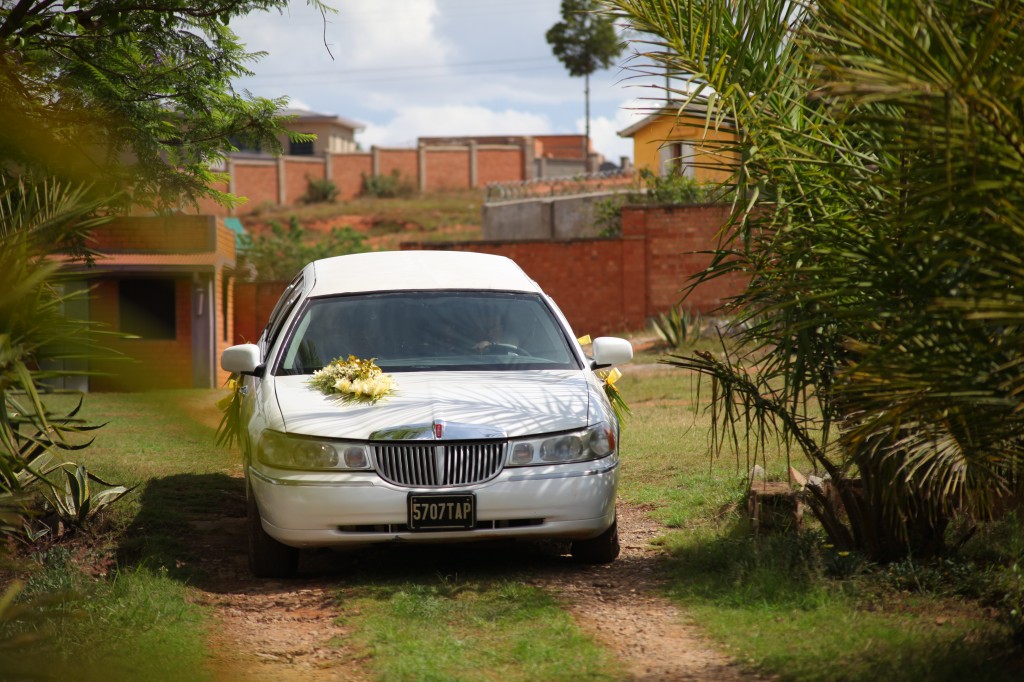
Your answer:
[546,0,623,172]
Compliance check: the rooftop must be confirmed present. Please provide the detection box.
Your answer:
[617,98,733,138]
[279,108,365,131]
[306,251,540,297]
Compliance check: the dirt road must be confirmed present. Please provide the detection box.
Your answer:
[191,495,756,681]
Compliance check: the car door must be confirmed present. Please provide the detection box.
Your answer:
[241,273,306,465]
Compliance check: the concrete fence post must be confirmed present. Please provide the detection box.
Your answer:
[469,141,478,188]
[523,136,535,181]
[418,144,427,192]
[276,157,286,207]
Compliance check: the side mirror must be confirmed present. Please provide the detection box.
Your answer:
[591,337,633,369]
[221,343,263,376]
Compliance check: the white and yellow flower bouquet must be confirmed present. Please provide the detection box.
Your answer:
[309,355,396,403]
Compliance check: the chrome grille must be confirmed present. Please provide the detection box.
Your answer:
[374,441,506,488]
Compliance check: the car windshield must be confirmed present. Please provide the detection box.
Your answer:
[275,291,581,374]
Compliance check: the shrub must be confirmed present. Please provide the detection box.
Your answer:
[652,307,704,351]
[238,215,368,282]
[361,169,414,199]
[302,176,339,204]
[594,168,719,236]
[594,194,628,237]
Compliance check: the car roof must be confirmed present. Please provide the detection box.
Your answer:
[306,251,542,297]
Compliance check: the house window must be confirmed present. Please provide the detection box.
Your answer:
[119,279,176,340]
[228,134,263,154]
[658,141,696,178]
[289,135,314,156]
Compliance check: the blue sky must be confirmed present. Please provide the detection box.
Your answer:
[230,0,664,162]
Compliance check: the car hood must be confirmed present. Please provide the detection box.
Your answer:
[274,370,593,440]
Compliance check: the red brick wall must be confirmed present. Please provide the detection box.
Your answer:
[284,158,325,205]
[425,149,470,191]
[90,278,194,391]
[403,240,629,337]
[198,146,534,216]
[333,153,373,200]
[403,204,745,336]
[233,205,744,339]
[233,281,289,345]
[477,148,524,185]
[378,149,419,186]
[624,204,746,314]
[234,162,278,215]
[535,135,588,160]
[215,224,236,387]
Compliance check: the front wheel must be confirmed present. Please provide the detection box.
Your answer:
[246,484,299,578]
[570,518,620,564]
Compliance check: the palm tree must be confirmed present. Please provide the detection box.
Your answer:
[605,0,1024,559]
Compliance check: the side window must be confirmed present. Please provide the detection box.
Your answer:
[260,274,304,357]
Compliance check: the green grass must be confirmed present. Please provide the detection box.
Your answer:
[5,546,210,682]
[339,578,620,682]
[12,389,619,681]
[2,390,228,682]
[45,389,242,571]
[614,367,1023,681]
[254,188,483,234]
[662,528,1018,681]
[9,373,1022,682]
[616,368,794,524]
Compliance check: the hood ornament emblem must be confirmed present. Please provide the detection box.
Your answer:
[370,421,504,441]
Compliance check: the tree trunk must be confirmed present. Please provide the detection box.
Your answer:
[584,72,591,173]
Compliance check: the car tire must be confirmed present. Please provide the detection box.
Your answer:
[247,484,299,578]
[570,517,620,564]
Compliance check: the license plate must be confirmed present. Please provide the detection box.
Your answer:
[408,493,476,531]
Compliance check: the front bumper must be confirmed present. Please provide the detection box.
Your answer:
[249,456,618,548]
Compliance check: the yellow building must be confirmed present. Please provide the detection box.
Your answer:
[618,99,738,184]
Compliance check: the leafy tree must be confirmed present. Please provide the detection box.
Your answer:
[0,1,331,211]
[607,0,1024,559]
[546,0,623,172]
[239,215,367,282]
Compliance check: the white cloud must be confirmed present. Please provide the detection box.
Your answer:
[229,2,670,160]
[338,0,451,69]
[580,98,649,163]
[231,1,452,88]
[360,105,553,148]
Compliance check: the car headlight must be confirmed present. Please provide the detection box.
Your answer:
[256,430,372,471]
[506,423,616,467]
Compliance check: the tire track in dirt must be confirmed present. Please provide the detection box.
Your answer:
[191,499,759,681]
[546,504,759,681]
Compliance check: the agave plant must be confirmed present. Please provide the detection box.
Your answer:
[39,464,133,530]
[652,306,704,351]
[607,0,1024,559]
[0,174,129,534]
